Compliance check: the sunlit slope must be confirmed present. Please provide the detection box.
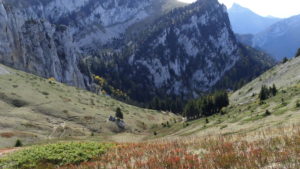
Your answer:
[0,65,176,148]
[231,56,300,105]
[151,57,300,138]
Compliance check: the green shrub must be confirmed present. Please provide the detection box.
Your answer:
[183,123,189,128]
[206,118,209,124]
[264,110,271,116]
[11,99,27,107]
[41,91,49,96]
[0,142,113,168]
[296,101,300,108]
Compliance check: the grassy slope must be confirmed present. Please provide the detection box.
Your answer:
[1,57,300,168]
[0,64,178,148]
[149,57,300,138]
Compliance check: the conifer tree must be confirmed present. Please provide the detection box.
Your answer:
[15,139,22,147]
[271,84,277,96]
[115,107,124,119]
[295,48,300,57]
[259,85,269,101]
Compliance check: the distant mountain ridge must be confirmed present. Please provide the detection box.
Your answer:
[228,3,281,34]
[235,13,300,60]
[252,14,300,60]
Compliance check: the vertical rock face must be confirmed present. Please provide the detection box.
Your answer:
[84,0,274,102]
[0,1,86,87]
[1,0,161,49]
[88,0,243,100]
[130,0,239,97]
[0,0,173,88]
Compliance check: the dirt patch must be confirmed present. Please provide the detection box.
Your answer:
[0,148,21,157]
[0,131,37,138]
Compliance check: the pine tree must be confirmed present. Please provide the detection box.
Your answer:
[282,57,288,63]
[115,107,124,119]
[184,101,197,120]
[15,139,22,147]
[271,84,277,96]
[259,85,269,101]
[295,48,300,57]
[214,91,229,112]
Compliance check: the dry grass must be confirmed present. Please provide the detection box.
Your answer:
[61,124,300,169]
[0,64,177,148]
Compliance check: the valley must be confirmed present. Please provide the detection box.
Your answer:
[0,50,300,169]
[0,0,299,168]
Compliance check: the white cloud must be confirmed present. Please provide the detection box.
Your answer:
[177,0,300,18]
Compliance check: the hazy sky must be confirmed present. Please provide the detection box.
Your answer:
[177,0,300,18]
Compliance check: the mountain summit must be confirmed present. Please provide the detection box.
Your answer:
[82,0,274,101]
[228,3,281,34]
[252,14,300,60]
[0,0,274,103]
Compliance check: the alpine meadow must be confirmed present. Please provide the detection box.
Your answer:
[0,0,299,168]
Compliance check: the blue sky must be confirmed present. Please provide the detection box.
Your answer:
[178,0,300,18]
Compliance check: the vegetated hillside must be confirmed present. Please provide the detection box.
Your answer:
[148,56,300,139]
[84,0,274,103]
[1,57,300,169]
[0,64,177,148]
[228,3,281,34]
[213,45,275,90]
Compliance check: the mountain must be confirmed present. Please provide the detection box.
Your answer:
[0,50,299,169]
[0,0,274,103]
[252,14,300,60]
[0,2,87,88]
[0,64,176,148]
[228,3,281,34]
[0,0,185,89]
[83,0,274,102]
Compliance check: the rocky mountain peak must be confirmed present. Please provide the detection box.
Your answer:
[0,0,273,103]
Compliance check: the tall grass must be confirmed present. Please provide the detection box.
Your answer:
[65,125,300,169]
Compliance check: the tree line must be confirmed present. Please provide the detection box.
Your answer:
[148,97,184,114]
[259,84,277,101]
[184,91,229,120]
